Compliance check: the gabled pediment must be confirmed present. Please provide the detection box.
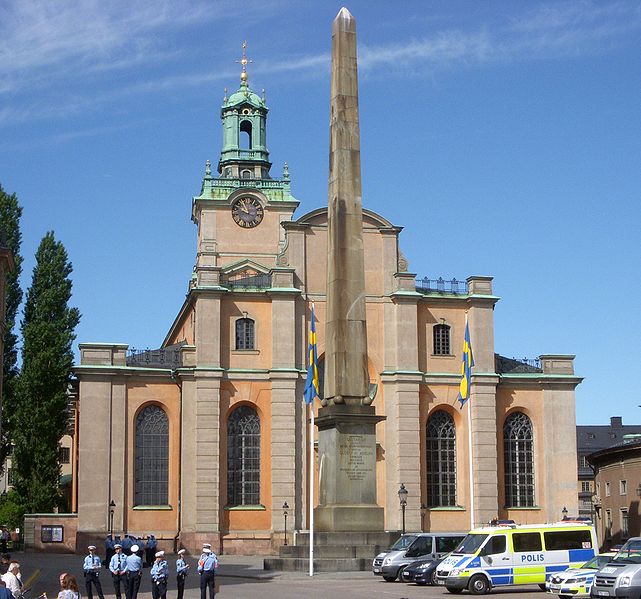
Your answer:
[222,259,271,278]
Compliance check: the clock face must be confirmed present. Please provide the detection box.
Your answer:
[231,196,264,228]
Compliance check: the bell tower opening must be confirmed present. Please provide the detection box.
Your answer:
[240,120,252,150]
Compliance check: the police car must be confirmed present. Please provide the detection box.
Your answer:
[546,553,614,598]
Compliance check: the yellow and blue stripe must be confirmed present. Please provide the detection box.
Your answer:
[304,304,319,405]
[457,313,474,408]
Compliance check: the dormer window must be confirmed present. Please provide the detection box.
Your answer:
[241,169,252,179]
[236,317,255,350]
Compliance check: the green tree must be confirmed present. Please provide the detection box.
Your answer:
[0,490,25,530]
[13,232,80,512]
[0,185,23,469]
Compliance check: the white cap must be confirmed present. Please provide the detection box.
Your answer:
[130,545,139,553]
[178,549,186,555]
[88,545,96,550]
[202,543,211,548]
[155,551,164,558]
[114,544,122,549]
[202,548,211,554]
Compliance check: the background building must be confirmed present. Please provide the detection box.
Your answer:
[577,417,641,520]
[588,438,641,549]
[70,71,583,554]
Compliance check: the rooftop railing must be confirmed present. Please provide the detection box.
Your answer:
[220,273,272,290]
[127,347,182,368]
[416,276,467,295]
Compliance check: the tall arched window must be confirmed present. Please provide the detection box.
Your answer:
[227,405,260,506]
[433,323,451,355]
[235,318,255,350]
[504,412,535,507]
[240,120,252,149]
[134,405,169,506]
[426,410,456,507]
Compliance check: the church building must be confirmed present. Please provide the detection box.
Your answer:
[74,57,582,554]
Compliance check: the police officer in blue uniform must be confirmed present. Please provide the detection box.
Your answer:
[150,551,168,599]
[83,545,105,599]
[125,544,143,599]
[175,549,189,599]
[197,547,218,599]
[109,543,127,599]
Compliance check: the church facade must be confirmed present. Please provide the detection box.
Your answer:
[74,68,582,554]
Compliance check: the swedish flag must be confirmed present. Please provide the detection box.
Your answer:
[304,304,320,404]
[457,314,474,408]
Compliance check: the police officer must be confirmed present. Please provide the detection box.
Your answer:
[125,544,143,599]
[150,551,168,599]
[109,543,127,599]
[175,549,189,599]
[83,545,105,599]
[197,547,218,599]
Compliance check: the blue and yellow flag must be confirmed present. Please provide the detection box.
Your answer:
[457,314,474,408]
[304,304,320,405]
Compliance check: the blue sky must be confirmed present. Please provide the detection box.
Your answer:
[1,0,639,425]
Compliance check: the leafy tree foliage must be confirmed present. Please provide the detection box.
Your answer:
[0,490,25,530]
[0,185,22,469]
[12,232,80,512]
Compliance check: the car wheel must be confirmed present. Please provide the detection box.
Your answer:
[430,569,439,586]
[446,587,464,594]
[559,595,572,599]
[383,575,396,582]
[469,574,490,595]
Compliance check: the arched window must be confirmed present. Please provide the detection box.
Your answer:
[240,120,252,149]
[241,169,252,179]
[504,412,535,507]
[426,410,456,507]
[433,323,451,355]
[235,317,255,350]
[134,405,169,506]
[227,405,260,506]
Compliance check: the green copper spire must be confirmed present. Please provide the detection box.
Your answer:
[218,41,271,179]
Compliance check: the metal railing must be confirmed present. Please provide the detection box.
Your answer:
[127,347,182,368]
[495,355,542,374]
[416,277,467,295]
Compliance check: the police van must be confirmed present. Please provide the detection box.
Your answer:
[435,522,597,594]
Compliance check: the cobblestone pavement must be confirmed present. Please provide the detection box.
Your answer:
[9,552,547,599]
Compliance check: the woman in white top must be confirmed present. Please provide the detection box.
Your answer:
[57,573,80,599]
[1,562,21,598]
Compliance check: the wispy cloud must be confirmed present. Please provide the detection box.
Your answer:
[1,0,639,132]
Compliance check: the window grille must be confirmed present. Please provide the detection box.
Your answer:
[433,324,451,355]
[426,410,456,507]
[235,318,255,350]
[134,406,169,506]
[227,405,260,506]
[504,412,535,507]
[59,446,71,464]
[581,481,591,493]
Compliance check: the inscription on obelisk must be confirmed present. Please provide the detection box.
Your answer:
[314,6,385,533]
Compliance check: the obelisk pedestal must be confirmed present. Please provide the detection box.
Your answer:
[315,406,385,531]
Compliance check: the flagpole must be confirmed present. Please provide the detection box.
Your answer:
[309,403,315,577]
[465,311,474,530]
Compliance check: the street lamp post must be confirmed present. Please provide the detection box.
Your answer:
[109,500,116,537]
[398,484,408,535]
[283,502,289,546]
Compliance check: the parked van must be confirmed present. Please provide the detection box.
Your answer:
[375,532,465,582]
[436,522,597,594]
[591,537,641,598]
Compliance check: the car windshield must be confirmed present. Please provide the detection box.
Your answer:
[390,535,418,551]
[612,541,641,565]
[453,534,489,555]
[581,555,611,570]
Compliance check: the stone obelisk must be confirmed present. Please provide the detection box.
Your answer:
[314,7,385,532]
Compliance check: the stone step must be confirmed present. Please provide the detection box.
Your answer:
[279,544,380,559]
[263,556,372,572]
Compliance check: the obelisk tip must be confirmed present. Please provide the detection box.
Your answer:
[334,7,355,29]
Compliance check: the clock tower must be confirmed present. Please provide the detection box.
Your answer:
[191,43,299,281]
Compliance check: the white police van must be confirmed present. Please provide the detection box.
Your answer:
[436,522,597,594]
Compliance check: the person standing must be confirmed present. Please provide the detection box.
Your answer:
[57,573,80,599]
[150,551,168,599]
[1,563,21,599]
[197,548,218,599]
[109,543,127,599]
[83,546,105,599]
[105,535,115,567]
[175,549,188,599]
[125,544,143,599]
[145,535,157,567]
